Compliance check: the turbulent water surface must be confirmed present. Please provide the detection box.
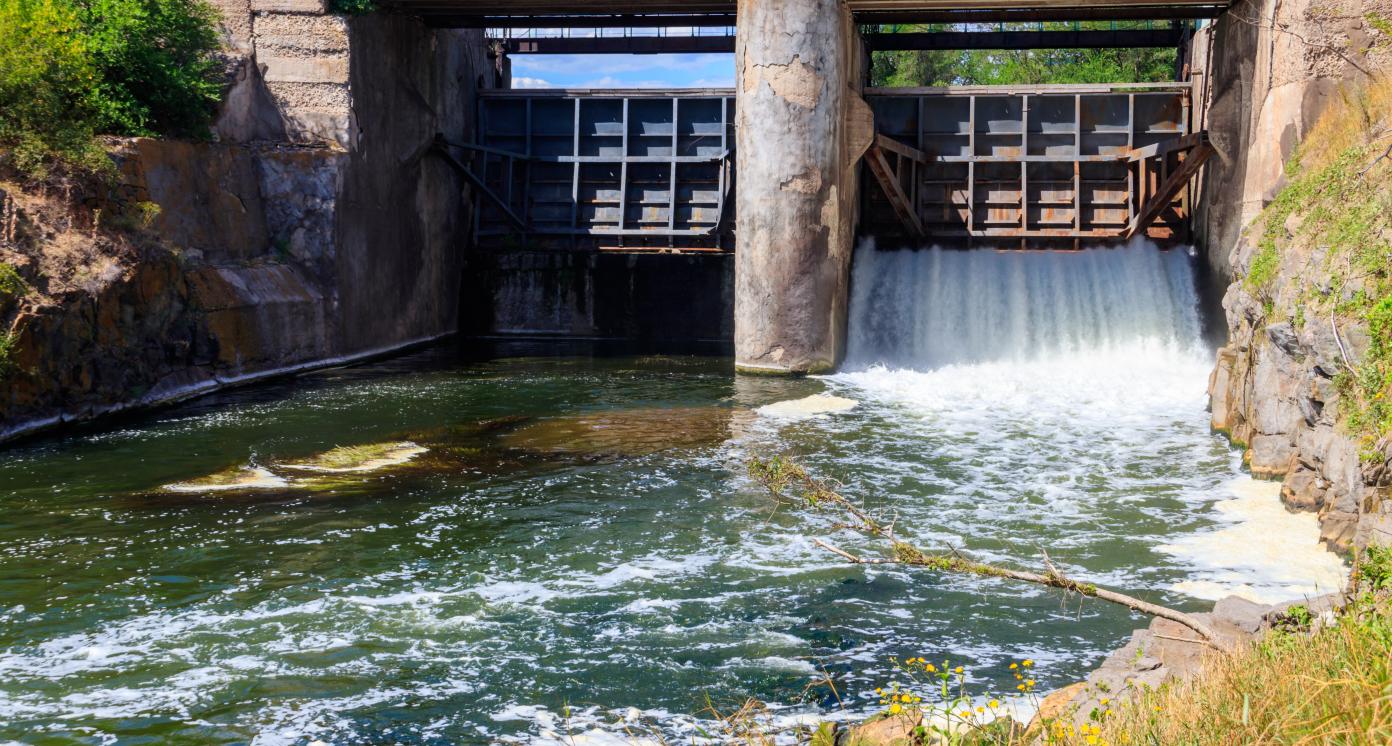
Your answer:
[0,243,1344,744]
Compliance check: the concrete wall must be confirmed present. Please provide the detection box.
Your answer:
[460,252,734,345]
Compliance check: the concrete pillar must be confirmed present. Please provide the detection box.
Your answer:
[734,0,870,375]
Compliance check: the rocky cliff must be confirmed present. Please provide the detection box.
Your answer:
[1,10,497,441]
[1198,0,1392,553]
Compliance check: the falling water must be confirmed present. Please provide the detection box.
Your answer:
[844,239,1203,369]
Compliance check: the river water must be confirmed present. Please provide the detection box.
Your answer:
[0,243,1345,744]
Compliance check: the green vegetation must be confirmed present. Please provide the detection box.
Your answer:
[328,0,375,14]
[0,0,223,177]
[0,331,15,379]
[1245,76,1392,446]
[870,23,1177,86]
[0,262,26,298]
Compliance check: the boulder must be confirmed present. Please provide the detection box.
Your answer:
[844,711,923,746]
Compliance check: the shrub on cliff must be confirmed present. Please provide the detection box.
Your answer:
[80,0,223,138]
[0,0,222,176]
[0,0,107,175]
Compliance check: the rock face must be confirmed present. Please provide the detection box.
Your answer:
[1191,0,1392,276]
[1196,0,1392,553]
[0,12,498,441]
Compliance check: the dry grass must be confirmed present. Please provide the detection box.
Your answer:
[1288,73,1392,178]
[1050,550,1392,746]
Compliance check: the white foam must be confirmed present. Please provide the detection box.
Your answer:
[757,394,858,419]
[1159,477,1348,604]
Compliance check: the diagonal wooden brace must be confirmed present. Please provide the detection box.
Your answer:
[865,143,925,238]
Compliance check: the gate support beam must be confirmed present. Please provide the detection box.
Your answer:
[1125,137,1213,239]
[734,0,865,375]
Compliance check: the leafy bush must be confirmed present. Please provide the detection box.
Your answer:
[0,262,27,298]
[0,0,223,175]
[0,0,107,175]
[80,0,223,137]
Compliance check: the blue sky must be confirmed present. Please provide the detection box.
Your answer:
[510,54,736,89]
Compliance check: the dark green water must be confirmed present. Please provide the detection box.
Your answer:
[0,248,1339,744]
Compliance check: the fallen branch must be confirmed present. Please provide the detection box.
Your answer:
[751,456,1234,652]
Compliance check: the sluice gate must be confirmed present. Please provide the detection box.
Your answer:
[862,82,1208,245]
[459,82,1207,252]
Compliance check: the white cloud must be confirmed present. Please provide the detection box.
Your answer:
[511,76,553,89]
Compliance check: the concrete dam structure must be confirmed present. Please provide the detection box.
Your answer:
[428,0,1216,375]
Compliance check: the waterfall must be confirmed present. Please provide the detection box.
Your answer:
[843,239,1203,370]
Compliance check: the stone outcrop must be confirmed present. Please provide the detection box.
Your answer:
[1,11,498,441]
[1196,0,1392,553]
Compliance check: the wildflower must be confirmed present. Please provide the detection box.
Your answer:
[1023,659,1034,667]
[954,666,964,674]
[889,703,903,715]
[1099,698,1110,706]
[988,699,1000,709]
[1009,663,1018,670]
[900,694,912,703]
[1085,736,1099,745]
[925,663,936,673]
[1017,684,1025,691]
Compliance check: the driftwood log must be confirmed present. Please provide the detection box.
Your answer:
[748,456,1233,652]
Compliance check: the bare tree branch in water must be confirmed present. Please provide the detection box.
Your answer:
[747,456,1234,653]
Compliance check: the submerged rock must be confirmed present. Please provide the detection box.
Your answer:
[499,406,742,458]
[163,466,289,492]
[279,441,428,473]
[757,394,857,419]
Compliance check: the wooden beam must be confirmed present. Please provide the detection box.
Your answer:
[865,144,924,238]
[1127,132,1207,162]
[1125,142,1213,239]
[874,133,929,165]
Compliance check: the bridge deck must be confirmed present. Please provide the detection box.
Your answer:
[461,83,1201,252]
[401,0,1227,25]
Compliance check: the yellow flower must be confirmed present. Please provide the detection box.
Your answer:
[1100,698,1110,705]
[988,699,1000,709]
[1026,679,1035,687]
[976,707,985,714]
[925,663,936,673]
[954,666,964,674]
[1086,736,1099,745]
[1023,659,1034,667]
[889,703,903,715]
[1009,663,1018,670]
[1017,684,1025,691]
[900,694,912,703]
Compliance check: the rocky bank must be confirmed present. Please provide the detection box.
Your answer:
[1194,0,1392,553]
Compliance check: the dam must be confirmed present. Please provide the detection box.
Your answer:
[1,0,1385,742]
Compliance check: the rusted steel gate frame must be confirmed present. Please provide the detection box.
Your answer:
[860,81,1211,244]
[469,83,1210,251]
[472,89,735,252]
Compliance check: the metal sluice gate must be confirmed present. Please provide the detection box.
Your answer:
[450,81,1209,252]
